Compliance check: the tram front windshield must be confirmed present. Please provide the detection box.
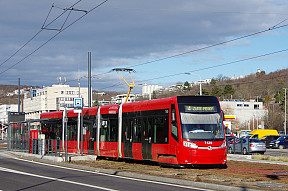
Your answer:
[179,105,225,141]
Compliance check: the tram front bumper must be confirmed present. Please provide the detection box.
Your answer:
[189,147,227,165]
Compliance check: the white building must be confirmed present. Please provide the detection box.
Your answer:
[191,79,212,86]
[24,84,88,120]
[6,88,26,96]
[142,84,163,96]
[0,104,18,125]
[111,94,136,104]
[97,99,112,106]
[220,99,268,131]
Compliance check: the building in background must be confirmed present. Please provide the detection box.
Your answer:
[142,84,163,97]
[24,83,88,120]
[220,99,268,132]
[111,94,136,104]
[0,104,18,125]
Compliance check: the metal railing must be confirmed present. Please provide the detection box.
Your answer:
[31,139,61,157]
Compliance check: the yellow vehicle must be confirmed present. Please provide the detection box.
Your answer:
[248,129,279,139]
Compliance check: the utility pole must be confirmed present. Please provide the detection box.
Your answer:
[184,73,202,95]
[18,78,20,112]
[88,52,92,107]
[284,88,287,135]
[64,107,68,162]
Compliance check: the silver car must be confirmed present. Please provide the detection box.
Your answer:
[228,137,266,155]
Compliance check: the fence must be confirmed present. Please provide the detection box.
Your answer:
[31,139,61,157]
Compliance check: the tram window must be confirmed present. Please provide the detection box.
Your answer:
[66,118,77,141]
[109,118,118,142]
[100,120,108,142]
[147,118,153,143]
[171,105,179,142]
[123,119,129,141]
[154,116,169,144]
[134,118,141,143]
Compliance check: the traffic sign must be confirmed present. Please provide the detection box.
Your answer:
[74,98,83,108]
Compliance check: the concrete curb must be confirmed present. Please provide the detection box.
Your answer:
[2,151,259,191]
[228,154,288,166]
[7,151,97,163]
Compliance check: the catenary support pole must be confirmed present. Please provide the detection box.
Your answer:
[88,52,91,107]
[285,88,287,135]
[18,78,20,112]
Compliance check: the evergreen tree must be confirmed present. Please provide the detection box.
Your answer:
[201,89,210,95]
[211,86,222,97]
[210,78,217,86]
[223,84,235,96]
[93,100,99,107]
[183,81,191,90]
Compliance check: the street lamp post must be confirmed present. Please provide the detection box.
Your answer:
[184,73,202,95]
[284,88,287,135]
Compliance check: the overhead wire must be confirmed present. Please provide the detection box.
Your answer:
[0,0,109,76]
[0,0,84,68]
[2,2,286,90]
[70,23,288,87]
[269,17,288,29]
[128,24,288,69]
[133,48,288,84]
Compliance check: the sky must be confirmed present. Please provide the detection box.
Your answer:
[0,0,287,93]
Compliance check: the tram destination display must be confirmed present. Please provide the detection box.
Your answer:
[184,105,217,112]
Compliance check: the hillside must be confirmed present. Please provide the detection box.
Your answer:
[1,68,287,130]
[151,68,288,131]
[0,85,24,104]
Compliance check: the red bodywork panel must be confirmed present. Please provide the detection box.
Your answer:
[38,96,227,166]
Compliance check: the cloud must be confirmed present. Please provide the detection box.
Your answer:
[0,0,287,91]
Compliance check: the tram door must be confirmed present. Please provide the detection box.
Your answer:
[88,122,96,155]
[123,118,133,158]
[141,117,153,160]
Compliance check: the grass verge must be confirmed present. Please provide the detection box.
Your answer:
[252,155,288,162]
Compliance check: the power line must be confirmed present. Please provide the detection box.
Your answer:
[70,23,288,85]
[86,48,288,92]
[134,48,288,84]
[0,0,109,76]
[128,24,288,69]
[0,0,84,68]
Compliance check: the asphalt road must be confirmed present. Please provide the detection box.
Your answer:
[0,151,208,191]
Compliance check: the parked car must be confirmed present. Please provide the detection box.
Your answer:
[228,137,266,155]
[226,135,236,147]
[248,129,279,139]
[260,135,280,148]
[269,135,288,149]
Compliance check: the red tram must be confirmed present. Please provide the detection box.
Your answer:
[40,96,227,167]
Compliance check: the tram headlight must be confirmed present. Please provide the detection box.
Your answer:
[183,141,198,149]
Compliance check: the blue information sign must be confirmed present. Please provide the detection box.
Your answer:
[74,98,83,108]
